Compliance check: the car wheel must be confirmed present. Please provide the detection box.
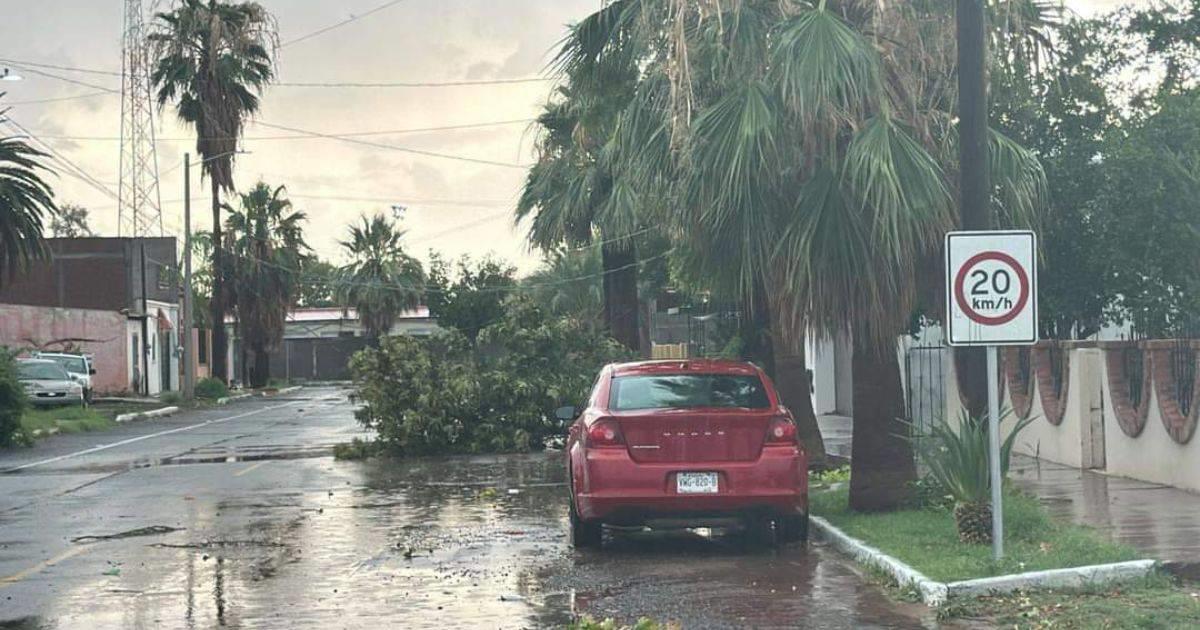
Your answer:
[568,474,602,549]
[781,512,809,544]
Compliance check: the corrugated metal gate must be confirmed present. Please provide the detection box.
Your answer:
[267,337,371,381]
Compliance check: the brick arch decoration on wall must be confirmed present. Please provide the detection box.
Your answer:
[1032,341,1069,426]
[1103,341,1152,438]
[1003,346,1035,419]
[1149,340,1200,445]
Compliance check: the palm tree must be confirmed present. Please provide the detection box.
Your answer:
[223,182,307,388]
[150,0,277,384]
[0,117,55,281]
[337,215,425,342]
[557,0,1048,509]
[524,245,605,333]
[518,63,646,351]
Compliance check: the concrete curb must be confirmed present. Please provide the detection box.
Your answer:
[114,406,180,423]
[262,386,302,397]
[812,515,1158,606]
[811,516,948,605]
[216,393,253,405]
[946,560,1158,598]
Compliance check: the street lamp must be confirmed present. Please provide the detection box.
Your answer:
[1,68,23,82]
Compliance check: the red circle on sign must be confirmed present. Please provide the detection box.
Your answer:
[954,251,1030,326]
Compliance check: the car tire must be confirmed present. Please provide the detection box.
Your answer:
[781,512,809,544]
[567,471,602,549]
[569,499,603,549]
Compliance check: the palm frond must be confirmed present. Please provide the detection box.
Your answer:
[989,127,1048,230]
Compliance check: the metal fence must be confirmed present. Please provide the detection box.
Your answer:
[1171,330,1198,419]
[649,308,739,358]
[904,345,945,432]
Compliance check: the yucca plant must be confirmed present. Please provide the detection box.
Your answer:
[908,409,1033,544]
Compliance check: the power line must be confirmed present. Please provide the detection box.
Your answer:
[280,0,407,48]
[0,57,122,77]
[217,245,673,295]
[254,121,531,169]
[87,192,513,211]
[2,118,120,201]
[23,118,535,142]
[3,90,117,106]
[0,62,120,93]
[273,78,551,88]
[0,55,552,91]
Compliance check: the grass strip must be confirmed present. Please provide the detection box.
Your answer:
[22,406,116,436]
[811,485,1138,583]
[939,573,1200,628]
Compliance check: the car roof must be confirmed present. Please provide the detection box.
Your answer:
[17,359,62,369]
[608,359,762,377]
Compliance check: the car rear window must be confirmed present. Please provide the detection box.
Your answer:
[609,374,770,411]
[18,362,69,381]
[49,356,87,373]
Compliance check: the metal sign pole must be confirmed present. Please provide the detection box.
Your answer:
[986,345,1003,559]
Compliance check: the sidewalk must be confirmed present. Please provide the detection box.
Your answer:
[815,415,1200,571]
[1009,456,1200,572]
[817,414,853,459]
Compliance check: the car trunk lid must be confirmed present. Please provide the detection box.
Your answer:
[617,408,771,463]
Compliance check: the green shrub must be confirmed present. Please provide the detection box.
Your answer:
[351,295,632,455]
[907,409,1032,506]
[159,391,183,405]
[0,348,29,447]
[195,377,229,400]
[333,438,380,461]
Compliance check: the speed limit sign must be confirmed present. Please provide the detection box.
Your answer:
[945,230,1038,346]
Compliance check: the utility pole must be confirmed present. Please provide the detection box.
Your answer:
[956,0,991,416]
[182,153,195,399]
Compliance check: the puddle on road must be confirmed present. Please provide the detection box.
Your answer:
[1,453,936,629]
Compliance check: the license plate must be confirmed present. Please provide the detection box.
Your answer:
[677,472,719,494]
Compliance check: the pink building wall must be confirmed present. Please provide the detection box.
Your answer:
[0,303,129,393]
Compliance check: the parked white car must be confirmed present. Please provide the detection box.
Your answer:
[34,352,95,402]
[17,359,86,408]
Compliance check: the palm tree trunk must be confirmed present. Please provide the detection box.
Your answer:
[251,346,270,389]
[740,278,774,378]
[956,348,988,419]
[771,323,828,468]
[210,175,228,383]
[601,243,640,352]
[849,332,916,511]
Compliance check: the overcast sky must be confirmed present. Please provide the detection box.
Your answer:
[0,0,1151,274]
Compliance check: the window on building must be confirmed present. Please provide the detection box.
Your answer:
[197,328,208,365]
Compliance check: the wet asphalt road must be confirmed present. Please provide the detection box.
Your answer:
[0,386,937,629]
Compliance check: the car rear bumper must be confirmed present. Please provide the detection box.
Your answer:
[575,445,807,524]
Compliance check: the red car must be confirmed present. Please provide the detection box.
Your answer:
[561,359,808,548]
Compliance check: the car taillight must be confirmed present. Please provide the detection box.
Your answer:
[586,419,624,448]
[765,416,797,445]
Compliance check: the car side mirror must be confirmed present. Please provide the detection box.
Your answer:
[555,405,577,421]
[89,368,97,375]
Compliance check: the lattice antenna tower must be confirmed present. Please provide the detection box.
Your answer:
[117,0,164,238]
